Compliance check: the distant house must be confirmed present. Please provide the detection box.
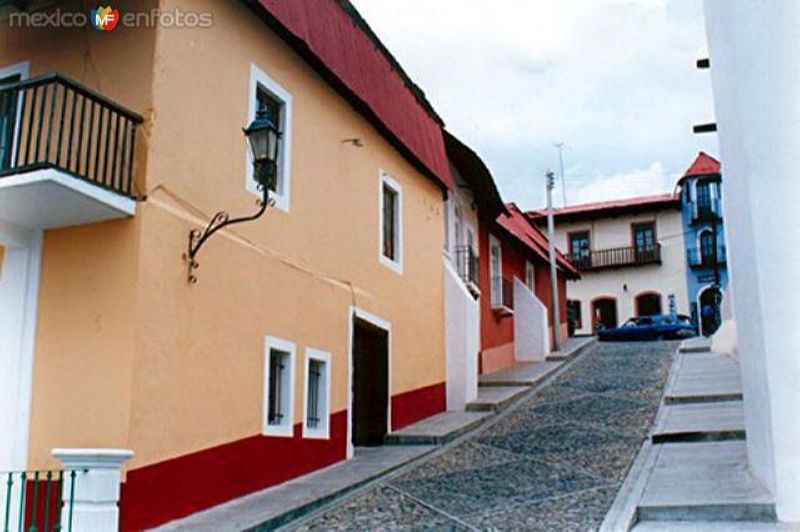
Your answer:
[677,152,728,335]
[529,194,690,335]
[479,203,579,373]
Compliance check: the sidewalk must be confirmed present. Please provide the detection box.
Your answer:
[156,336,596,530]
[602,338,779,531]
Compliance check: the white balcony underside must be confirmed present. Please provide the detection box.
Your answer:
[0,168,136,229]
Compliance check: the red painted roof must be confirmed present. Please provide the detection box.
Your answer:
[682,151,721,178]
[497,204,580,278]
[527,193,679,221]
[251,0,452,189]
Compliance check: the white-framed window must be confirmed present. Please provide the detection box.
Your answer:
[248,63,292,212]
[0,61,30,169]
[525,261,535,291]
[303,348,331,439]
[443,197,451,254]
[379,171,403,274]
[489,234,502,306]
[263,336,296,437]
[454,201,464,249]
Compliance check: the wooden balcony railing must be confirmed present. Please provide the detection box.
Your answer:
[569,244,661,272]
[0,72,143,197]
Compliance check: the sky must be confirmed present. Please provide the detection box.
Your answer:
[350,0,718,210]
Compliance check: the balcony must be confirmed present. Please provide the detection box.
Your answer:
[454,245,479,295]
[569,244,661,272]
[691,200,721,224]
[490,276,514,314]
[0,73,142,229]
[687,246,727,269]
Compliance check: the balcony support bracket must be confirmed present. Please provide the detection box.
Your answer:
[184,185,272,283]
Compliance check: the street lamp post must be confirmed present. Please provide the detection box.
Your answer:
[546,169,562,352]
[184,112,282,283]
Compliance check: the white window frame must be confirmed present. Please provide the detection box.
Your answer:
[378,171,403,274]
[489,234,502,305]
[0,61,30,167]
[302,348,332,439]
[262,335,296,438]
[247,63,293,213]
[525,261,535,291]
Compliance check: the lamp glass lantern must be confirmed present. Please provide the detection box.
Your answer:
[244,113,281,191]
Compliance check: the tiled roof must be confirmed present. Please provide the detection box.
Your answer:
[683,151,721,178]
[249,0,452,189]
[527,193,680,221]
[497,204,580,278]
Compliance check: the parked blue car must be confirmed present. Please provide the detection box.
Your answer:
[598,314,697,342]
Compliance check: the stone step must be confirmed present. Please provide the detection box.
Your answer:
[478,361,561,388]
[634,520,785,531]
[466,386,529,412]
[384,411,491,446]
[679,337,712,353]
[637,441,775,524]
[652,401,745,444]
[664,352,743,405]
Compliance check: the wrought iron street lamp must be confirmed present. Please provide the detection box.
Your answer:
[184,113,282,283]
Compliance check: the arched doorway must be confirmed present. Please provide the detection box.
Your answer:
[698,285,722,336]
[592,297,618,332]
[635,292,662,316]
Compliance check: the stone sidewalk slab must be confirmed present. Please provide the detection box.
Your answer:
[634,521,796,531]
[652,401,745,443]
[153,446,435,531]
[638,441,775,523]
[466,385,529,412]
[665,352,743,404]
[478,360,561,387]
[546,335,596,361]
[679,336,713,353]
[384,411,491,445]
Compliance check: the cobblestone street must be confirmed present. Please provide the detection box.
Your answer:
[291,341,676,531]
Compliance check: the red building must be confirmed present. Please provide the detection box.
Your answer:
[478,203,580,374]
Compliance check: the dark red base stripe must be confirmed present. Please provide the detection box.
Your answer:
[119,410,347,531]
[390,382,446,431]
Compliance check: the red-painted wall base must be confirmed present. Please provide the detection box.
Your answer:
[391,382,446,431]
[119,411,347,531]
[118,382,446,530]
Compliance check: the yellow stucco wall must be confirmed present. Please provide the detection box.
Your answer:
[5,0,446,470]
[0,0,157,470]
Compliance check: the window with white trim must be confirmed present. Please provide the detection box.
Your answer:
[248,63,292,212]
[525,261,535,291]
[489,234,502,306]
[263,336,295,437]
[303,348,331,439]
[379,172,403,273]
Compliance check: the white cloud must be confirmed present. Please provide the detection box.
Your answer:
[351,0,718,208]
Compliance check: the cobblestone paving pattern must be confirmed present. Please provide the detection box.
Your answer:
[292,341,675,531]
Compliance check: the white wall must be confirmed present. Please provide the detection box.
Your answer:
[552,209,689,334]
[703,1,800,522]
[513,278,549,362]
[444,260,479,410]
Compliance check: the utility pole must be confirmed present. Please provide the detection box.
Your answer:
[555,142,567,207]
[546,169,562,352]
